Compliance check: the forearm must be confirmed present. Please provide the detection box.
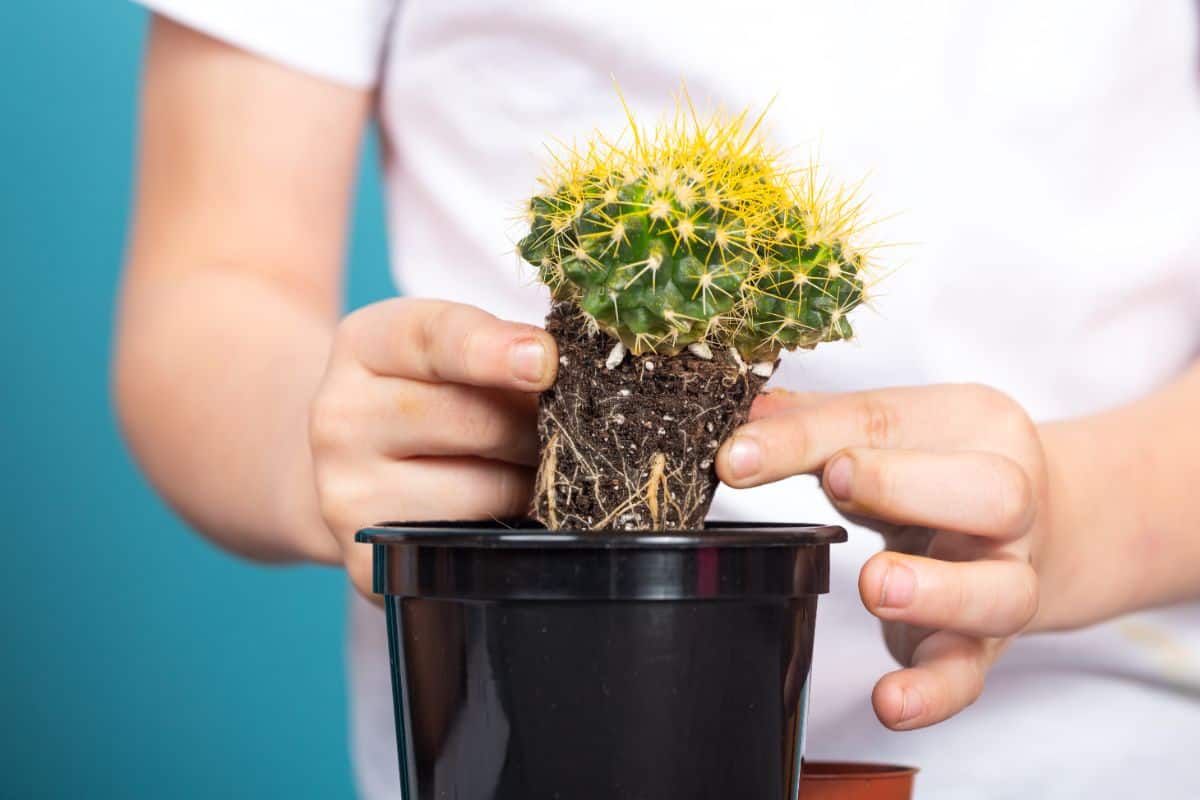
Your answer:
[114,266,340,564]
[1037,359,1200,630]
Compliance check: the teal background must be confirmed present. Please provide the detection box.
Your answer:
[2,3,392,797]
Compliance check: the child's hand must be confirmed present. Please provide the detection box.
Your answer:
[718,384,1047,730]
[308,298,557,597]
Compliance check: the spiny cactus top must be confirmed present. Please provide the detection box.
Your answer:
[517,96,873,362]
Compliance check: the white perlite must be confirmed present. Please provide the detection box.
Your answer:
[605,340,628,370]
[687,342,714,360]
[751,361,775,378]
[728,346,748,374]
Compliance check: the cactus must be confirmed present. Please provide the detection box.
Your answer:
[522,92,875,530]
[518,99,869,364]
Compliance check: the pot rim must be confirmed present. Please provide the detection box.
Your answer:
[359,520,844,599]
[356,519,847,549]
[801,761,920,779]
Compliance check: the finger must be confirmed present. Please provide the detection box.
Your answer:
[327,456,534,535]
[718,383,1028,487]
[747,388,829,421]
[327,457,534,596]
[859,551,1039,638]
[391,382,539,465]
[344,298,558,390]
[822,448,1036,539]
[359,376,539,465]
[871,631,1000,730]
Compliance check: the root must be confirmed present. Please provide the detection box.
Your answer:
[531,303,770,531]
[644,452,668,528]
[537,431,561,529]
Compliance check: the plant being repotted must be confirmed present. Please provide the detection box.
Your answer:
[520,96,868,529]
[359,92,874,800]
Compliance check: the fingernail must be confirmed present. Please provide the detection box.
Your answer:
[879,562,916,608]
[510,338,547,384]
[899,688,924,723]
[726,436,762,480]
[825,456,853,501]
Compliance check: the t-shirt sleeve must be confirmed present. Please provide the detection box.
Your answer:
[135,0,397,88]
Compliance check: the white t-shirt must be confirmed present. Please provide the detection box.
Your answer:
[140,1,1200,796]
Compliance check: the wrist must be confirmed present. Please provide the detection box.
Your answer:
[1032,402,1191,631]
[1031,418,1137,631]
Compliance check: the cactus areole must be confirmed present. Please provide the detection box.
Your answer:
[519,93,872,530]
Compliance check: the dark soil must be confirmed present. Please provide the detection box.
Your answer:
[532,303,772,530]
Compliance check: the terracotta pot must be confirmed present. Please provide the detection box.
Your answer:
[798,761,918,799]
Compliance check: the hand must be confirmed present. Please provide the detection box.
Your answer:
[308,298,557,597]
[717,384,1047,730]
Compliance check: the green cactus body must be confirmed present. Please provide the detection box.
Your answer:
[518,118,870,360]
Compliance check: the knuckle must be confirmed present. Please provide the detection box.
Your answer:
[499,467,534,516]
[457,323,485,384]
[793,421,814,465]
[458,465,521,519]
[314,469,366,528]
[964,655,987,705]
[308,390,357,451]
[346,296,415,342]
[856,395,899,449]
[458,397,508,453]
[334,308,369,356]
[478,463,533,519]
[489,466,517,516]
[997,404,1036,444]
[860,454,899,510]
[1013,563,1040,629]
[958,382,1006,411]
[416,306,442,374]
[951,568,971,620]
[940,637,987,706]
[992,458,1035,535]
[914,635,988,718]
[929,670,958,721]
[966,384,1036,438]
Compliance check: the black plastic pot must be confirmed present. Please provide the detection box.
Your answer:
[356,520,845,800]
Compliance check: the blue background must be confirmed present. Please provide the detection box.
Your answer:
[2,2,392,797]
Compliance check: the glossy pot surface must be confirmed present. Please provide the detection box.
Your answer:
[358,520,845,800]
